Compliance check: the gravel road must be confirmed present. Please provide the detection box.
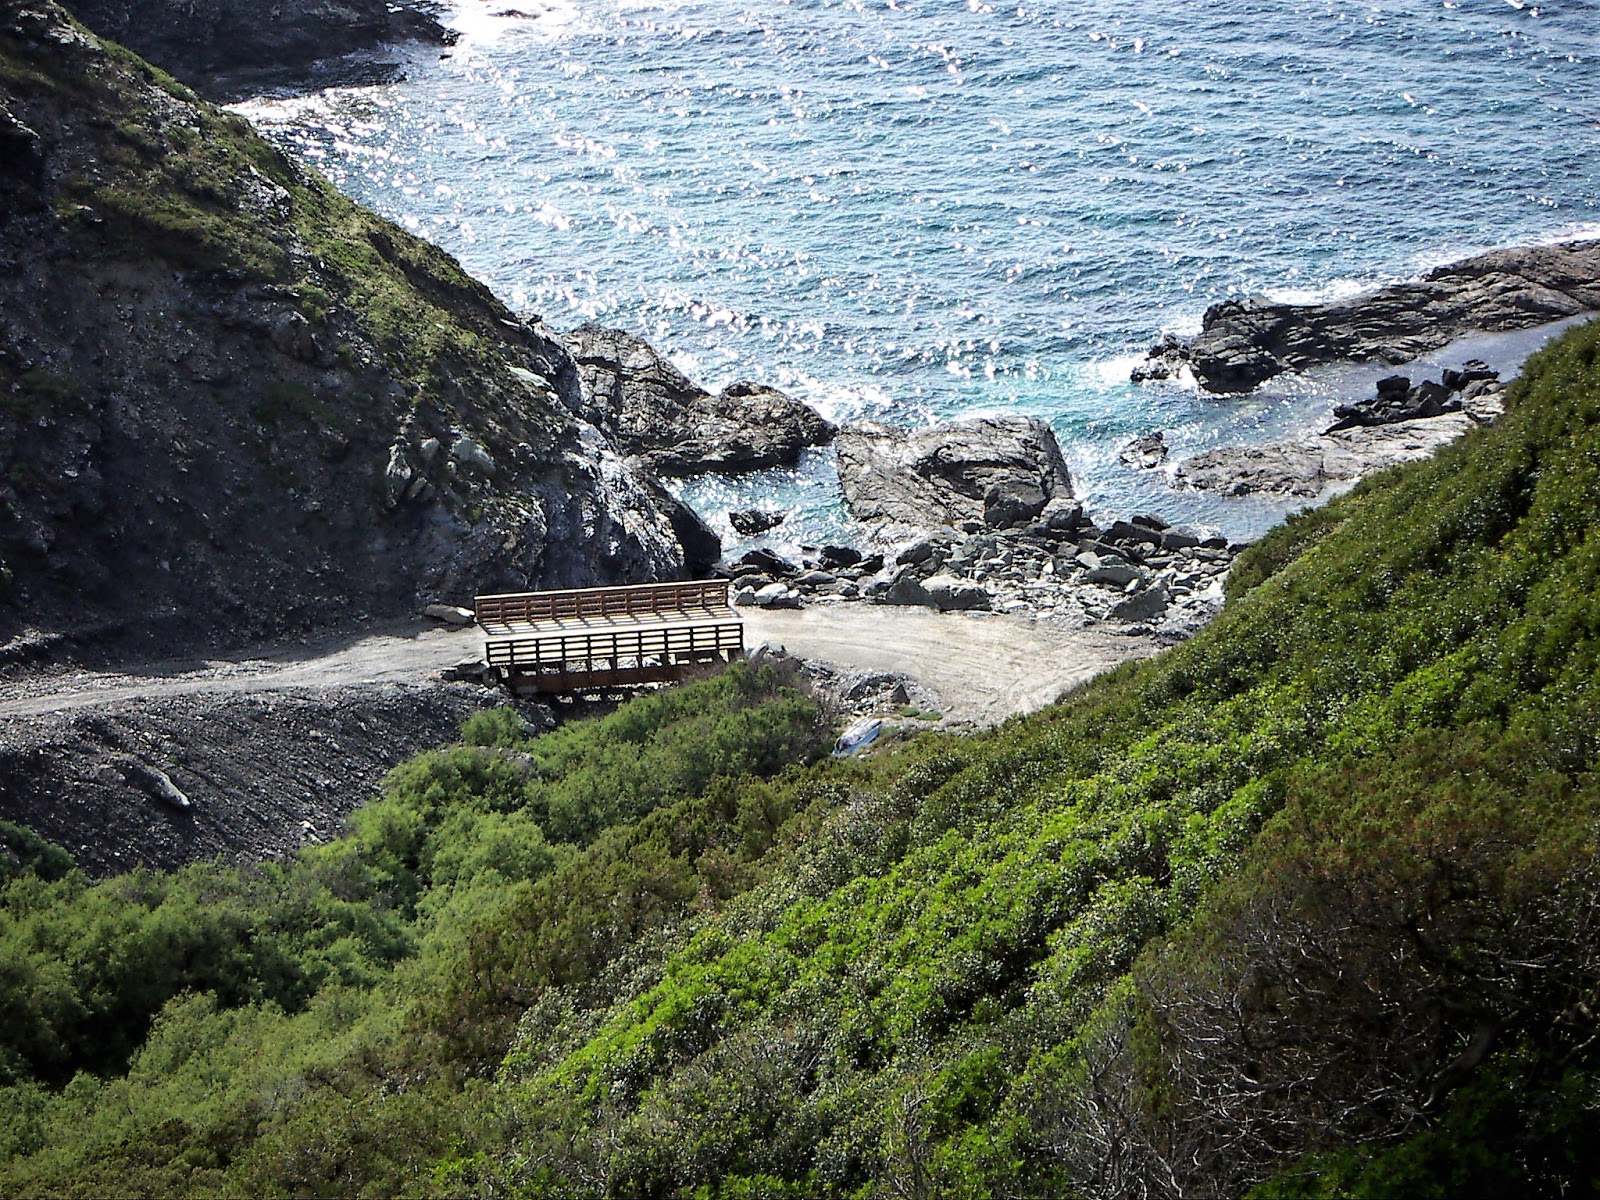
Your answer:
[2,608,1161,727]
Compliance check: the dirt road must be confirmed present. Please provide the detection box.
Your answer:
[0,621,481,719]
[2,607,1162,727]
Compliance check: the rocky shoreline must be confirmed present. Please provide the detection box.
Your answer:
[66,0,455,99]
[685,257,1599,642]
[1169,362,1510,499]
[716,415,1240,642]
[1133,239,1600,393]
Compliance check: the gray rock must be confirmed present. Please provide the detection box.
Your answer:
[729,508,785,536]
[422,603,475,625]
[836,416,1074,539]
[115,757,190,809]
[921,574,992,611]
[734,547,798,577]
[1083,564,1143,588]
[896,535,945,567]
[1174,414,1479,497]
[383,443,413,509]
[441,657,490,682]
[1135,240,1600,393]
[983,479,1047,529]
[795,569,837,587]
[881,569,933,607]
[451,435,496,478]
[1109,582,1170,622]
[563,325,835,475]
[753,582,801,609]
[1103,520,1163,547]
[1326,375,1461,433]
[1039,497,1084,530]
[819,544,864,569]
[1119,432,1169,469]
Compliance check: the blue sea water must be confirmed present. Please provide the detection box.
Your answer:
[235,0,1600,548]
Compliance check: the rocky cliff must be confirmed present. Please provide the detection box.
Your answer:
[0,1,694,664]
[63,0,452,98]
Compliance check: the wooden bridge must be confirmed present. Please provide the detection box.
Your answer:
[475,580,745,695]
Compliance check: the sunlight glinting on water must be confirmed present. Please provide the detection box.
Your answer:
[233,0,1600,545]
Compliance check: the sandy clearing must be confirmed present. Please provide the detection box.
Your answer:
[741,605,1161,724]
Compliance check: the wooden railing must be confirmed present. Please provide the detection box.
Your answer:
[483,619,746,673]
[475,580,732,628]
[475,581,744,693]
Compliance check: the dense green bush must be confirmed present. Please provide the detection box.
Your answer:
[0,666,830,1196]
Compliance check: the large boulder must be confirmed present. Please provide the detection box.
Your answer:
[563,325,835,476]
[1135,240,1600,393]
[835,416,1075,539]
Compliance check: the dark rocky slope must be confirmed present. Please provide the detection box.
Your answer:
[63,0,453,98]
[0,679,507,875]
[563,324,835,476]
[1137,239,1600,392]
[0,2,697,665]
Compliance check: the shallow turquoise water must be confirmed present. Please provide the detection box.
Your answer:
[237,0,1600,545]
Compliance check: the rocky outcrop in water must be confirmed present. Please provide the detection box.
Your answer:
[1135,240,1600,393]
[1174,412,1488,498]
[66,0,453,98]
[562,325,836,476]
[1171,362,1509,497]
[835,416,1076,540]
[0,3,691,664]
[1324,361,1500,432]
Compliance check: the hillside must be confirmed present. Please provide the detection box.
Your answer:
[0,1,700,665]
[1,309,1597,1193]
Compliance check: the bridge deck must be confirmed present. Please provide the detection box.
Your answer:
[475,581,744,694]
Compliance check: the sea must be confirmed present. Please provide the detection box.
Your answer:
[232,0,1600,550]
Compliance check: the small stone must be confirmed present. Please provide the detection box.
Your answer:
[423,604,476,625]
[451,435,496,477]
[441,657,489,682]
